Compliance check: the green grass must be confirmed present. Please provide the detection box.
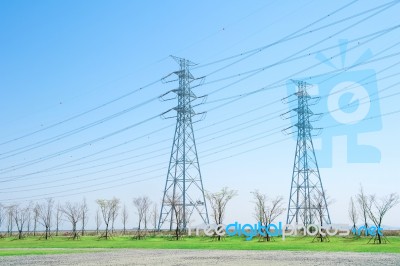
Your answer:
[0,235,399,256]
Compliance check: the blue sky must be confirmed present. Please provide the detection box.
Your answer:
[0,0,399,229]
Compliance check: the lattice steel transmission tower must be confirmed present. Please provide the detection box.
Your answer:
[282,80,331,226]
[158,56,209,231]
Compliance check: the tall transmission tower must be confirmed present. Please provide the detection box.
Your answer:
[282,80,331,227]
[158,56,209,231]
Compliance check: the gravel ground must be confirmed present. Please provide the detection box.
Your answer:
[1,249,400,266]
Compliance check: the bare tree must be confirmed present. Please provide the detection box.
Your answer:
[111,202,119,234]
[33,203,40,237]
[96,198,120,239]
[253,191,266,225]
[13,205,29,239]
[252,191,285,242]
[95,208,102,235]
[151,203,159,235]
[165,194,184,240]
[121,204,129,235]
[133,196,151,239]
[206,187,237,241]
[55,202,63,236]
[366,193,399,244]
[357,186,370,232]
[349,196,359,234]
[61,202,82,240]
[25,202,33,235]
[312,192,332,242]
[81,198,89,236]
[6,205,16,237]
[144,201,151,231]
[38,198,54,240]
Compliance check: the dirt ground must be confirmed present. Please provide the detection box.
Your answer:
[1,249,399,266]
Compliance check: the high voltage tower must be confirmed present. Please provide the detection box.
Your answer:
[158,56,209,230]
[282,80,331,227]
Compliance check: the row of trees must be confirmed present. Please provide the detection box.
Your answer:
[205,186,398,244]
[0,189,279,241]
[349,186,399,244]
[97,196,158,240]
[0,196,158,240]
[0,186,397,244]
[0,198,89,240]
[165,188,285,242]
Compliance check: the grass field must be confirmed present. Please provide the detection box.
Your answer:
[0,235,399,256]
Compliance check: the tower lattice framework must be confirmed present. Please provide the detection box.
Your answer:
[158,56,209,230]
[283,80,331,226]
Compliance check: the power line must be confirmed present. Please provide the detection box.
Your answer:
[3,85,399,194]
[198,24,400,92]
[2,2,396,184]
[2,99,399,203]
[0,96,160,159]
[0,79,161,146]
[0,114,161,174]
[1,46,397,184]
[0,2,394,170]
[205,26,400,114]
[193,0,360,70]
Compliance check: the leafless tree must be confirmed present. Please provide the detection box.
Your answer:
[25,202,33,235]
[253,191,266,224]
[81,198,89,236]
[312,192,332,242]
[133,196,151,239]
[33,203,40,237]
[349,196,359,234]
[6,205,16,237]
[151,203,159,235]
[55,202,63,236]
[165,194,184,240]
[61,202,82,240]
[366,193,399,244]
[252,191,285,242]
[121,204,129,235]
[144,201,151,231]
[95,208,102,235]
[206,187,237,241]
[111,200,120,234]
[38,198,54,240]
[13,205,30,239]
[96,198,120,239]
[357,185,370,232]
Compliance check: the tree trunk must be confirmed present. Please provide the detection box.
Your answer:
[45,227,49,240]
[265,222,270,242]
[73,223,78,240]
[137,224,141,240]
[82,217,85,236]
[105,223,109,239]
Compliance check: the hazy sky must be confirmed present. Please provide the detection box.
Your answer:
[0,0,399,229]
